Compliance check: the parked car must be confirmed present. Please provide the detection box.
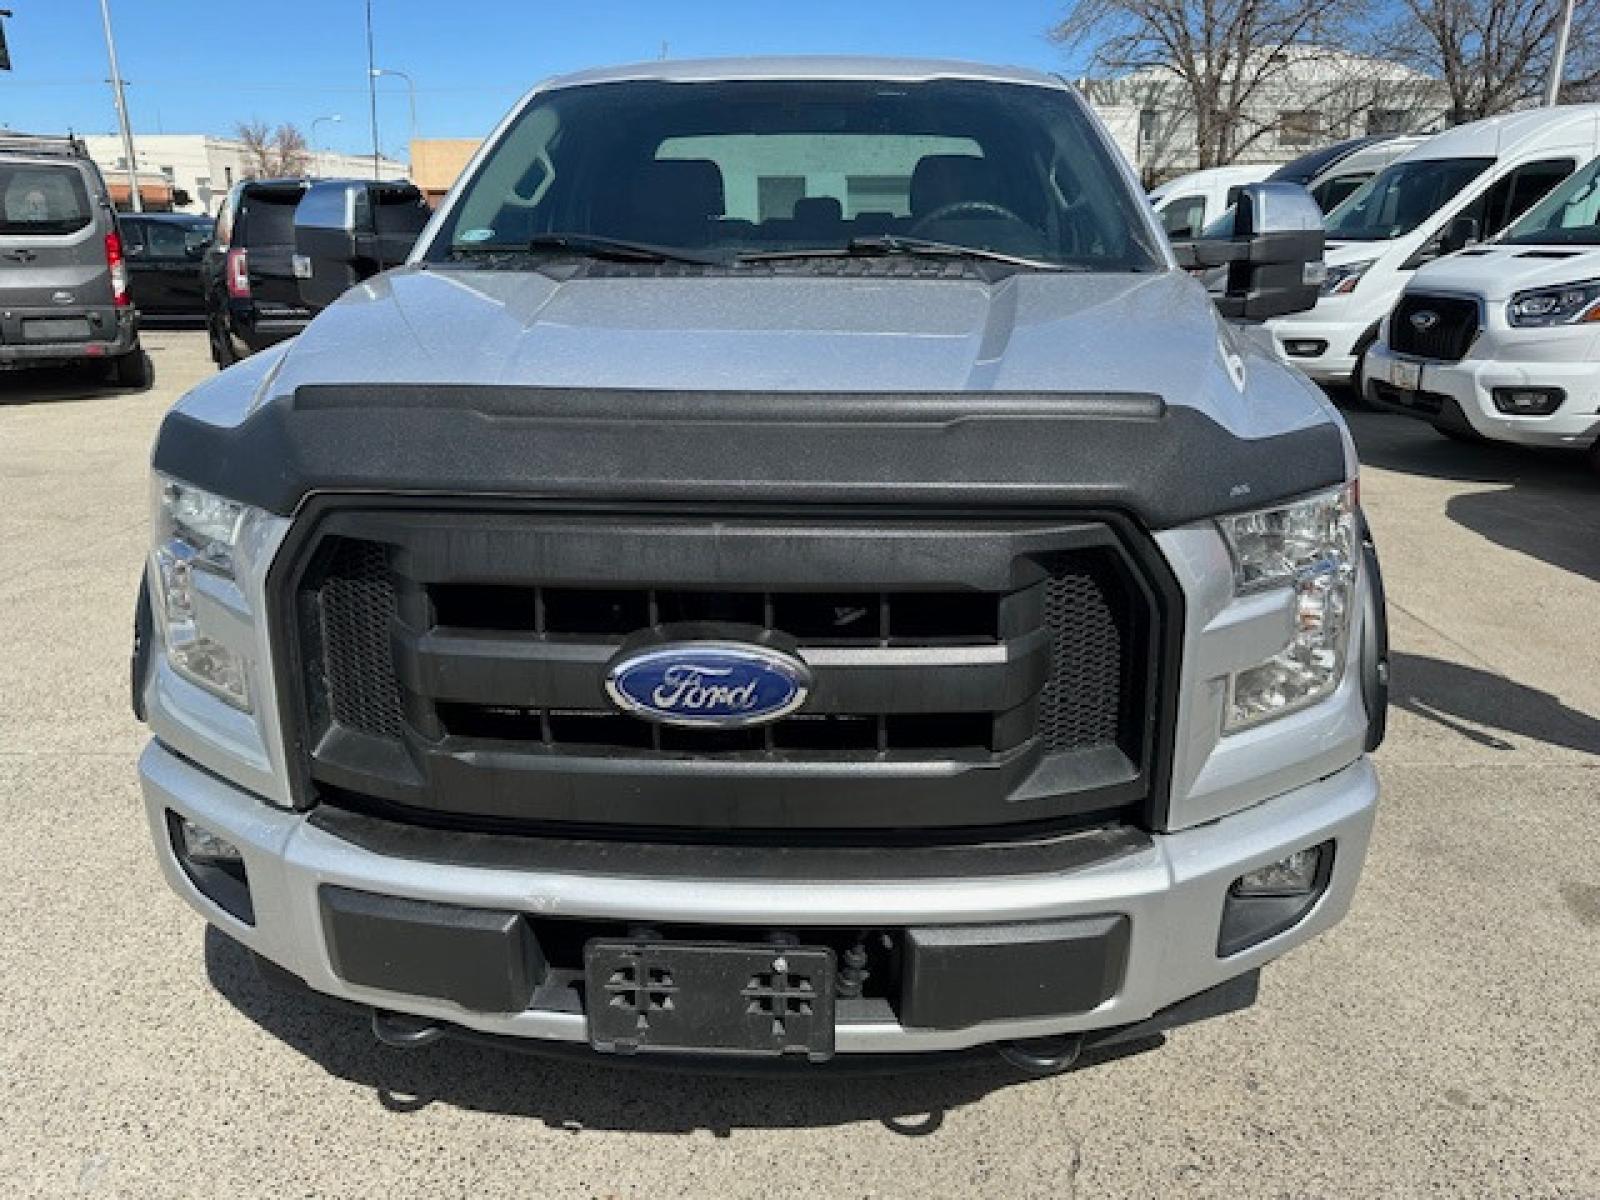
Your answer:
[1265,105,1600,388]
[121,212,213,322]
[1147,163,1280,238]
[135,58,1385,1070]
[204,177,430,367]
[1365,150,1600,466]
[0,132,148,387]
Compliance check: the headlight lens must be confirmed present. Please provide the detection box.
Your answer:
[1319,259,1373,297]
[1218,484,1358,732]
[151,477,257,709]
[1506,280,1600,327]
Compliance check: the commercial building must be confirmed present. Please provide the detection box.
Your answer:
[80,134,408,215]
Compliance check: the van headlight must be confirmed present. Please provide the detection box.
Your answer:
[1319,259,1373,297]
[1217,484,1358,732]
[150,476,262,710]
[1507,281,1600,327]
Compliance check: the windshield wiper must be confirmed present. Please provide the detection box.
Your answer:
[737,235,1078,271]
[454,232,726,267]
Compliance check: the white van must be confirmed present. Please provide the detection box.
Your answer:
[1266,105,1600,386]
[1148,163,1278,238]
[1365,152,1600,463]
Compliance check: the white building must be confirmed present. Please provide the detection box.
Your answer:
[81,134,408,215]
[1083,47,1451,182]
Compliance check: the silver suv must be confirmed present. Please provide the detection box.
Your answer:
[0,133,148,388]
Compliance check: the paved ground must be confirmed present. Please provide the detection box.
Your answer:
[1,331,1597,1199]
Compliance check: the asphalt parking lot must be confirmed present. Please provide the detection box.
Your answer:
[2,330,1597,1198]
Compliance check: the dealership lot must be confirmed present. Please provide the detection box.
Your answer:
[1,331,1597,1198]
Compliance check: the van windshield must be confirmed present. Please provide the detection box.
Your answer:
[0,163,93,235]
[1325,158,1493,241]
[427,78,1165,272]
[1501,156,1600,245]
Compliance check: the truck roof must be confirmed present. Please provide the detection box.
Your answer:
[1404,103,1600,162]
[541,55,1066,91]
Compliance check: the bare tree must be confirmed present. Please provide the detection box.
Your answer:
[1380,0,1600,121]
[233,120,314,178]
[1053,0,1380,170]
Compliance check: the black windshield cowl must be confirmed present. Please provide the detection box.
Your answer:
[737,235,1078,272]
[456,232,728,267]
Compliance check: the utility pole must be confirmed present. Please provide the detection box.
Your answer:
[365,0,380,180]
[97,0,142,211]
[1545,0,1578,105]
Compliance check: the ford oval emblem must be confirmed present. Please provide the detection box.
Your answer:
[1409,309,1440,332]
[605,641,811,728]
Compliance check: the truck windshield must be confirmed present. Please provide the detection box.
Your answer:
[1500,155,1600,245]
[427,78,1164,272]
[1325,157,1493,241]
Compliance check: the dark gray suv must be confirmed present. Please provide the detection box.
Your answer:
[0,133,149,388]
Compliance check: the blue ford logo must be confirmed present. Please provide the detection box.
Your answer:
[604,641,811,728]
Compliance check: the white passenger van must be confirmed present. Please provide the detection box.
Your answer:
[1266,106,1600,387]
[1365,151,1600,463]
[1148,163,1278,237]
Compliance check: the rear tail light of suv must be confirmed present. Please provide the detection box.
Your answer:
[226,248,251,300]
[105,231,130,308]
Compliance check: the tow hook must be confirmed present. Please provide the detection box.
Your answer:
[371,1010,445,1049]
[996,1035,1083,1075]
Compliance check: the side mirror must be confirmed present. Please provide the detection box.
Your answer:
[1172,182,1326,321]
[184,233,212,259]
[1439,215,1480,255]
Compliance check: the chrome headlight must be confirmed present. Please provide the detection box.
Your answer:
[1217,484,1359,732]
[1319,259,1374,297]
[1506,280,1600,327]
[150,476,264,709]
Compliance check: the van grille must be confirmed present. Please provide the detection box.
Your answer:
[1389,294,1479,362]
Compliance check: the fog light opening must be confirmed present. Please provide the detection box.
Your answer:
[167,811,255,925]
[1491,387,1564,416]
[1218,841,1334,957]
[1283,339,1329,358]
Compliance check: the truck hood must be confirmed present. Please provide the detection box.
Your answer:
[1406,243,1600,301]
[226,265,1328,442]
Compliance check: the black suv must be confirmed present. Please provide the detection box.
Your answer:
[204,178,430,366]
[121,212,214,322]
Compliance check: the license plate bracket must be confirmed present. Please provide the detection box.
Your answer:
[1391,359,1422,391]
[584,941,836,1060]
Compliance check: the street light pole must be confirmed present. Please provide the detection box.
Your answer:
[1544,0,1578,105]
[371,67,418,170]
[97,0,141,211]
[311,114,342,177]
[365,0,379,180]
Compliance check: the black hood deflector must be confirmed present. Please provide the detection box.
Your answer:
[152,385,1345,528]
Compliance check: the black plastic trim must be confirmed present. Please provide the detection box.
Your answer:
[1359,514,1389,753]
[132,574,153,723]
[1216,843,1335,957]
[151,384,1348,530]
[306,802,1152,877]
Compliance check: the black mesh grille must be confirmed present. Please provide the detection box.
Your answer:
[1389,294,1479,362]
[1037,566,1128,753]
[311,540,404,739]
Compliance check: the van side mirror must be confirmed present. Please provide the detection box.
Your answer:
[1440,215,1480,255]
[1172,182,1326,321]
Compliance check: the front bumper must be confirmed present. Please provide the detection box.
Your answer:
[1264,314,1373,383]
[1366,341,1600,448]
[142,738,1377,1055]
[0,306,137,366]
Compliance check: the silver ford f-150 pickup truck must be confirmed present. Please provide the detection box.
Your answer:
[133,58,1387,1071]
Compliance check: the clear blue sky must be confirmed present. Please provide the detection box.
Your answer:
[0,1,1080,159]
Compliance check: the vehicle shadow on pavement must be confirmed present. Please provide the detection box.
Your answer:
[203,929,1160,1134]
[1337,404,1600,583]
[1390,652,1600,757]
[0,364,151,406]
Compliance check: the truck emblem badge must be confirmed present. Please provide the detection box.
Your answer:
[51,290,76,305]
[1409,310,1440,332]
[605,641,811,728]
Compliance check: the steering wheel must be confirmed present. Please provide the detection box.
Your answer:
[909,200,1027,235]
